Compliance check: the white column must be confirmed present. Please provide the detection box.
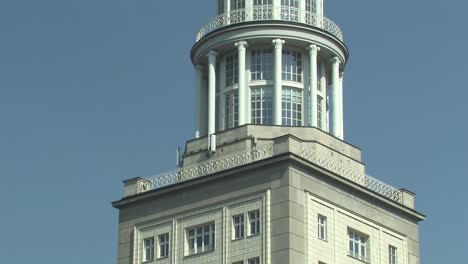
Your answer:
[235,41,248,126]
[208,51,218,146]
[319,62,328,132]
[272,39,285,126]
[308,44,320,127]
[339,71,344,138]
[195,65,204,138]
[273,0,281,19]
[330,57,342,139]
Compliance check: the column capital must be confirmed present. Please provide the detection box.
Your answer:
[308,44,321,55]
[207,50,218,58]
[235,41,248,50]
[330,56,341,65]
[272,39,285,49]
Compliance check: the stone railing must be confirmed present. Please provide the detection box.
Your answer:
[139,143,274,192]
[300,146,403,203]
[136,142,402,204]
[196,6,343,42]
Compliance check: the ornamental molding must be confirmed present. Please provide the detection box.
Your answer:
[138,142,403,204]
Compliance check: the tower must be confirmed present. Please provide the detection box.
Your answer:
[113,1,425,264]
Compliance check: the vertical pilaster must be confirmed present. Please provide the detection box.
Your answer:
[235,41,248,126]
[195,65,204,138]
[272,39,285,126]
[308,44,320,127]
[273,0,281,19]
[330,57,341,139]
[220,60,227,131]
[208,51,218,147]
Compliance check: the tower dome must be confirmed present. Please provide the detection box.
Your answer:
[192,0,348,148]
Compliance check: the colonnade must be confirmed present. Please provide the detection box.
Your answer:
[194,39,344,143]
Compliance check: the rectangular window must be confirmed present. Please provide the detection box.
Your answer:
[281,0,299,7]
[317,214,327,240]
[389,245,398,264]
[226,54,239,86]
[187,223,215,255]
[282,50,302,82]
[281,0,299,21]
[248,257,260,264]
[253,0,273,20]
[232,214,245,239]
[143,237,155,261]
[348,230,369,262]
[248,210,261,236]
[317,96,323,129]
[251,87,273,125]
[226,92,239,129]
[282,87,302,126]
[158,233,169,258]
[231,0,245,10]
[251,49,273,81]
[306,0,317,14]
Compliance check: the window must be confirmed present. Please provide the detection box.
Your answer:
[254,0,272,5]
[282,88,302,126]
[389,245,398,264]
[253,0,273,20]
[317,215,327,240]
[281,0,299,7]
[306,0,317,14]
[248,210,261,235]
[226,92,239,129]
[251,49,273,81]
[226,54,239,86]
[282,50,302,82]
[158,233,169,258]
[317,96,323,129]
[251,87,273,125]
[187,223,215,255]
[232,214,245,239]
[231,0,245,10]
[348,230,369,262]
[143,237,155,261]
[281,0,299,21]
[248,257,260,264]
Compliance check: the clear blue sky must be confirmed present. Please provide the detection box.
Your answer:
[1,0,467,263]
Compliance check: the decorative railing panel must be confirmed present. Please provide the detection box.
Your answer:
[140,143,274,192]
[300,146,403,203]
[196,6,343,42]
[139,142,402,204]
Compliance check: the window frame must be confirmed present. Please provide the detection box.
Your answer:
[347,229,369,262]
[281,87,302,126]
[248,257,260,264]
[143,237,155,262]
[232,214,245,240]
[248,210,261,236]
[186,223,215,256]
[389,245,398,264]
[251,86,273,125]
[158,233,169,259]
[317,214,327,241]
